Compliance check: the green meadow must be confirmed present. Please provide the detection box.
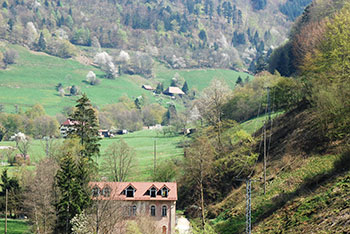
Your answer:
[0,129,184,181]
[0,43,250,115]
[0,110,272,182]
[0,219,30,234]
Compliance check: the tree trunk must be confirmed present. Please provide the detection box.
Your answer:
[200,180,206,227]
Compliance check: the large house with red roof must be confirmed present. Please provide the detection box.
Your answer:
[59,118,79,137]
[89,182,177,234]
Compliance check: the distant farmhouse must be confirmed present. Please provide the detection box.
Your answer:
[163,87,185,96]
[142,85,154,91]
[59,118,78,137]
[99,129,113,138]
[90,182,177,234]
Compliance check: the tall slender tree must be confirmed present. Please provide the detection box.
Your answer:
[55,151,82,234]
[55,94,101,233]
[68,94,100,160]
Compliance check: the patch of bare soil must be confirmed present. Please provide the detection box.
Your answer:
[75,55,93,66]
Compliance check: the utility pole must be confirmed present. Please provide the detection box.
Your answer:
[236,178,260,234]
[5,189,8,234]
[263,87,270,195]
[96,202,99,234]
[153,139,157,180]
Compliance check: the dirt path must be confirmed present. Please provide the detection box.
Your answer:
[176,216,191,234]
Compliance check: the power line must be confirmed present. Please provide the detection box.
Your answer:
[236,178,260,234]
[263,86,271,195]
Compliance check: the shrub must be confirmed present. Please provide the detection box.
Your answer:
[3,49,18,65]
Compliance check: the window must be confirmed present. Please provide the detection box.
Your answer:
[150,187,157,198]
[132,205,137,216]
[161,205,167,217]
[127,205,137,216]
[126,186,135,197]
[161,187,168,197]
[150,205,156,216]
[92,186,100,197]
[102,186,111,197]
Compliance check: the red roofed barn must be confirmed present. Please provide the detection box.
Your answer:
[89,182,177,234]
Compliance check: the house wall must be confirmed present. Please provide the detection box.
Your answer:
[121,200,176,234]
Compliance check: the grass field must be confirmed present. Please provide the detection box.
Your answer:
[0,109,273,181]
[98,129,185,181]
[241,112,283,134]
[0,129,185,181]
[0,42,250,115]
[0,219,30,234]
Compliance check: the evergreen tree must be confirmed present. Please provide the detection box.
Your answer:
[0,169,21,218]
[235,76,243,86]
[70,85,78,96]
[182,81,189,94]
[55,151,90,234]
[69,94,100,160]
[2,0,8,8]
[155,82,164,94]
[38,32,46,51]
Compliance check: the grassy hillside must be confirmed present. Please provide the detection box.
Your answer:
[207,103,350,233]
[0,43,249,115]
[212,152,350,233]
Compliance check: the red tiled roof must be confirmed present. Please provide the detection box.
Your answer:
[62,119,79,126]
[89,182,177,201]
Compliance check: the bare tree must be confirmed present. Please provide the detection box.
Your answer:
[71,188,127,234]
[24,157,59,234]
[3,49,18,66]
[14,132,31,157]
[102,139,135,182]
[196,79,231,146]
[183,136,215,226]
[40,136,59,158]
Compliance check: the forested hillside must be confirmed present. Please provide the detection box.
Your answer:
[0,0,311,72]
[268,0,346,76]
[176,0,350,232]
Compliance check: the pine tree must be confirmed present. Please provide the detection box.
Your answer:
[70,85,78,96]
[235,76,243,86]
[155,83,164,94]
[55,152,90,234]
[69,94,100,160]
[38,32,46,51]
[182,81,189,94]
[0,169,21,218]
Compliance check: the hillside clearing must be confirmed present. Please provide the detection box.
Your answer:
[0,43,250,115]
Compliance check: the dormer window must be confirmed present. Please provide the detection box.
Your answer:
[126,185,135,197]
[102,186,111,197]
[161,187,169,197]
[150,187,157,198]
[92,186,100,197]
